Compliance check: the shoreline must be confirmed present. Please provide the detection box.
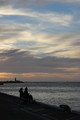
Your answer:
[0,92,80,120]
[0,81,80,112]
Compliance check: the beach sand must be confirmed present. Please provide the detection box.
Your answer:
[0,92,80,120]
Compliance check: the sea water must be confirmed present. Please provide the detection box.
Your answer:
[0,82,80,111]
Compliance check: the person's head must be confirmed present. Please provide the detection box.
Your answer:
[20,88,23,91]
[25,87,28,91]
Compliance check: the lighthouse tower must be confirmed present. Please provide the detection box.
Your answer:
[15,77,17,82]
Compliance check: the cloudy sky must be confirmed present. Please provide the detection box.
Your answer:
[0,0,80,81]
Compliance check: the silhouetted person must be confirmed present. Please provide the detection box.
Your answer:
[19,88,24,98]
[24,87,33,102]
[60,105,71,113]
[19,87,33,103]
[24,87,29,99]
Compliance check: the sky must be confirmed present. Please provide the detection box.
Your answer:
[0,0,80,82]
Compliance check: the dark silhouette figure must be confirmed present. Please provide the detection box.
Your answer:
[19,88,24,98]
[24,87,33,102]
[60,104,71,113]
[24,87,29,99]
[19,87,33,103]
[15,77,17,82]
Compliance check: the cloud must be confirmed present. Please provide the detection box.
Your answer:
[0,71,79,81]
[0,0,10,7]
[0,22,80,58]
[0,49,80,81]
[0,0,80,9]
[15,0,51,6]
[0,7,72,27]
[0,49,25,56]
[0,49,80,71]
[54,0,80,3]
[0,49,31,62]
[14,31,80,58]
[0,0,51,8]
[0,0,48,7]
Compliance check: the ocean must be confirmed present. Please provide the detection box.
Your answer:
[0,82,80,111]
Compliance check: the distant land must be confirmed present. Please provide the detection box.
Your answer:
[0,78,24,85]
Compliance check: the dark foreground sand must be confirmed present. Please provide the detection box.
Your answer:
[0,92,80,120]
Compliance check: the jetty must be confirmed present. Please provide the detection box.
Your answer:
[0,78,24,84]
[0,92,80,120]
[0,82,4,85]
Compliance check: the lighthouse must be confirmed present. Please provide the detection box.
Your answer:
[15,77,17,82]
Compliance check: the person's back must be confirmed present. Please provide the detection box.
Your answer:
[19,88,24,98]
[24,87,29,99]
[23,87,34,103]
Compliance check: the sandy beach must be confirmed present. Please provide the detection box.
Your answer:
[0,92,80,120]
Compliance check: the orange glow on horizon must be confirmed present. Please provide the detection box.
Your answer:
[0,72,79,81]
[0,76,10,78]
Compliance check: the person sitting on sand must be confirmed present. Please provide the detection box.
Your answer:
[24,87,29,99]
[19,87,33,103]
[19,88,24,98]
[24,87,33,102]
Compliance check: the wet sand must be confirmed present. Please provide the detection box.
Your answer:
[0,92,80,120]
